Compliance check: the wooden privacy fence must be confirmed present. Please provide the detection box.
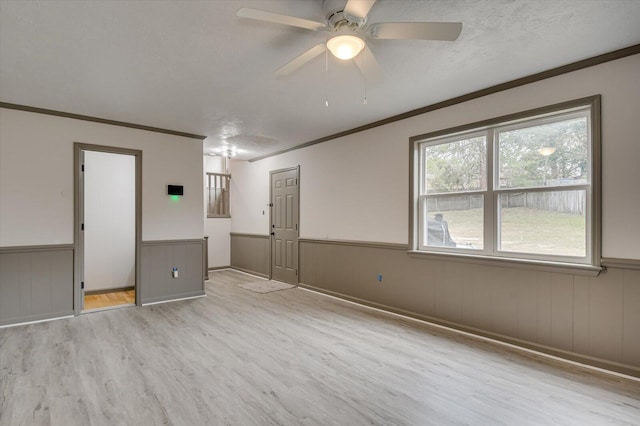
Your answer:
[427,195,483,212]
[428,191,584,214]
[501,191,585,214]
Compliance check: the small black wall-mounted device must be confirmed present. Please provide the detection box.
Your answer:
[167,185,184,196]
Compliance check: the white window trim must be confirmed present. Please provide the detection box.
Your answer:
[409,96,602,274]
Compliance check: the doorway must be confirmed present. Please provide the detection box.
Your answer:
[270,166,299,284]
[74,143,142,314]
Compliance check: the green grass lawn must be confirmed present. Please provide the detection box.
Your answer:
[435,207,585,256]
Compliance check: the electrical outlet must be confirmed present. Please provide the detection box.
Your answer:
[377,274,383,283]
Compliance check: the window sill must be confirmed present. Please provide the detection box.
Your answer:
[407,250,602,276]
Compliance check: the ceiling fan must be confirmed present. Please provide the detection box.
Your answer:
[237,0,462,79]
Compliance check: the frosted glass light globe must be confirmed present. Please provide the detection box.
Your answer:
[327,35,365,60]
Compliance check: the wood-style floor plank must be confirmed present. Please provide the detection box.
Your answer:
[1,269,638,425]
[84,289,135,310]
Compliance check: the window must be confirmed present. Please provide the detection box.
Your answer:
[207,173,231,218]
[410,96,600,267]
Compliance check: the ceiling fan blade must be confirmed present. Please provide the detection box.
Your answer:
[344,0,377,20]
[353,46,383,85]
[275,43,327,77]
[237,8,327,31]
[369,22,462,41]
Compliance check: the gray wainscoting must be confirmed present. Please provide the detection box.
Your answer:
[140,239,205,304]
[298,238,640,377]
[0,245,74,326]
[230,233,270,278]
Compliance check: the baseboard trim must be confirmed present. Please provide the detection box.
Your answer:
[230,266,269,279]
[142,292,206,306]
[0,311,75,328]
[141,290,205,305]
[209,267,270,282]
[82,303,135,314]
[208,265,231,271]
[297,282,640,380]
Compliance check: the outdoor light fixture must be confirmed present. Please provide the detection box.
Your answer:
[326,34,365,60]
[538,147,556,156]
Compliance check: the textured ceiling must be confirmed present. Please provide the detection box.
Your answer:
[1,0,639,159]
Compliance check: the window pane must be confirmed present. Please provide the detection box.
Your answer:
[498,190,586,256]
[207,173,231,217]
[425,136,486,194]
[425,195,483,249]
[498,116,588,189]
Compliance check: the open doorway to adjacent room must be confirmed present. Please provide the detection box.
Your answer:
[74,144,142,313]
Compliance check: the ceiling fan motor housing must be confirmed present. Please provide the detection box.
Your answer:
[323,0,367,31]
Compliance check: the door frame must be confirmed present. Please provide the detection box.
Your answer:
[73,143,142,315]
[269,165,300,282]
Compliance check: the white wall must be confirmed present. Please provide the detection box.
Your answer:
[231,54,640,260]
[84,151,135,291]
[0,108,204,246]
[204,155,231,267]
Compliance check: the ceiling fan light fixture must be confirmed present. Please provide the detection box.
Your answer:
[326,34,365,60]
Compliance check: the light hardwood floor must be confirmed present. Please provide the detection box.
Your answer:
[84,289,135,310]
[1,270,638,425]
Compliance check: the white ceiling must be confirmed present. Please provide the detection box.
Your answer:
[1,0,639,160]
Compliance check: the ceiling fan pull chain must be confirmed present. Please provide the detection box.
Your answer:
[363,47,368,105]
[325,44,329,108]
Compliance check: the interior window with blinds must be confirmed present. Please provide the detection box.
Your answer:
[207,173,231,218]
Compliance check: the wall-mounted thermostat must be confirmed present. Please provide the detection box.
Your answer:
[167,185,184,196]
